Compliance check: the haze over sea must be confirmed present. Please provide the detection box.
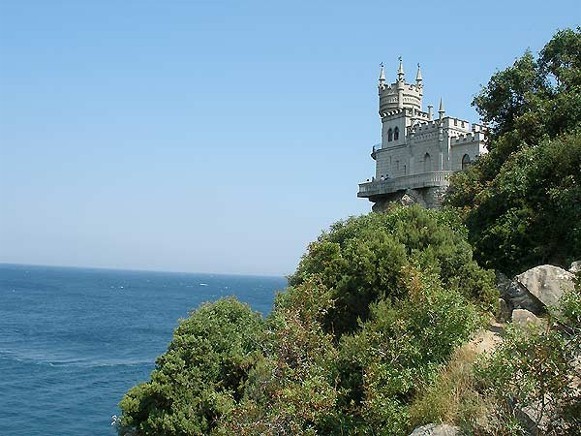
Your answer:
[0,264,285,436]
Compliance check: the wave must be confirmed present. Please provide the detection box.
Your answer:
[0,349,153,369]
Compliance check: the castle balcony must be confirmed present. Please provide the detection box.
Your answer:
[357,171,454,199]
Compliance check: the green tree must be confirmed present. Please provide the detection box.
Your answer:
[117,298,264,436]
[334,268,481,435]
[289,206,496,337]
[215,279,340,435]
[118,207,497,435]
[447,28,581,274]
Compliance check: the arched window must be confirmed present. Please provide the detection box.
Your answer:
[424,153,432,172]
[462,154,471,170]
[388,128,393,142]
[394,127,399,141]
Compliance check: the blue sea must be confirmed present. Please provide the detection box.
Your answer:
[0,264,286,436]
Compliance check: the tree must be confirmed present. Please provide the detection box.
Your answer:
[447,28,581,274]
[214,279,340,435]
[117,298,264,436]
[333,267,480,435]
[289,205,496,337]
[118,207,496,435]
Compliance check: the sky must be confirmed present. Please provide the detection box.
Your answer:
[1,1,579,276]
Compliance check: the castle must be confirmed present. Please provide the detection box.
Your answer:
[357,59,487,210]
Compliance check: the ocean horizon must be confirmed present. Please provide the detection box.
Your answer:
[0,263,286,436]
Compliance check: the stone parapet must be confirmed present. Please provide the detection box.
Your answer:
[358,171,453,198]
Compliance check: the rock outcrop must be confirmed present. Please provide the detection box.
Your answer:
[498,264,576,318]
[408,424,461,436]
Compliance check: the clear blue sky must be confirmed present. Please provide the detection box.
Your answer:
[1,1,579,276]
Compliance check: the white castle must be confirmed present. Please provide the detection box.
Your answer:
[358,59,487,210]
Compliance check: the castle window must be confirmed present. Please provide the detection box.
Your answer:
[462,154,471,170]
[388,128,393,142]
[394,127,399,141]
[424,153,431,172]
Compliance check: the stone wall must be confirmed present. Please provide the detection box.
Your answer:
[370,186,448,212]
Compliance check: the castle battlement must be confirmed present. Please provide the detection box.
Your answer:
[359,59,488,210]
[451,131,486,144]
[411,121,439,132]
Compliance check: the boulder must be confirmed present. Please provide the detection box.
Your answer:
[515,265,574,309]
[569,260,581,274]
[409,424,461,436]
[499,277,545,315]
[512,309,543,328]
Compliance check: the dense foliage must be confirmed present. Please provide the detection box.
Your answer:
[288,206,496,337]
[118,206,493,435]
[117,298,264,435]
[447,28,581,275]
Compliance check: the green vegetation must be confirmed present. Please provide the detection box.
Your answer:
[118,29,580,435]
[118,206,492,435]
[473,289,581,434]
[446,28,581,276]
[410,286,581,435]
[117,298,264,435]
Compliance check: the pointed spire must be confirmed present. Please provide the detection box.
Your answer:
[415,63,423,84]
[397,56,405,81]
[438,98,445,120]
[378,62,386,84]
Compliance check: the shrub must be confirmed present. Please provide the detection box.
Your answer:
[117,298,264,436]
[469,288,581,434]
[289,206,497,337]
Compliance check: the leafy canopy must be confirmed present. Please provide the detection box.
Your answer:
[447,28,581,274]
[289,205,496,336]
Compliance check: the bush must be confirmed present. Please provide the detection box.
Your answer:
[118,207,498,435]
[214,279,339,435]
[289,206,497,337]
[117,298,264,436]
[476,288,581,432]
[334,268,481,435]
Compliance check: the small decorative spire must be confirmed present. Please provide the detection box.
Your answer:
[397,56,405,81]
[378,62,386,84]
[438,98,445,120]
[416,63,423,84]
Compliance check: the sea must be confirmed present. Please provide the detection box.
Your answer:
[0,264,286,436]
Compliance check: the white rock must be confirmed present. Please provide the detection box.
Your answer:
[516,265,574,309]
[409,424,461,436]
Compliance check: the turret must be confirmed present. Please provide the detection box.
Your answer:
[378,58,423,115]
